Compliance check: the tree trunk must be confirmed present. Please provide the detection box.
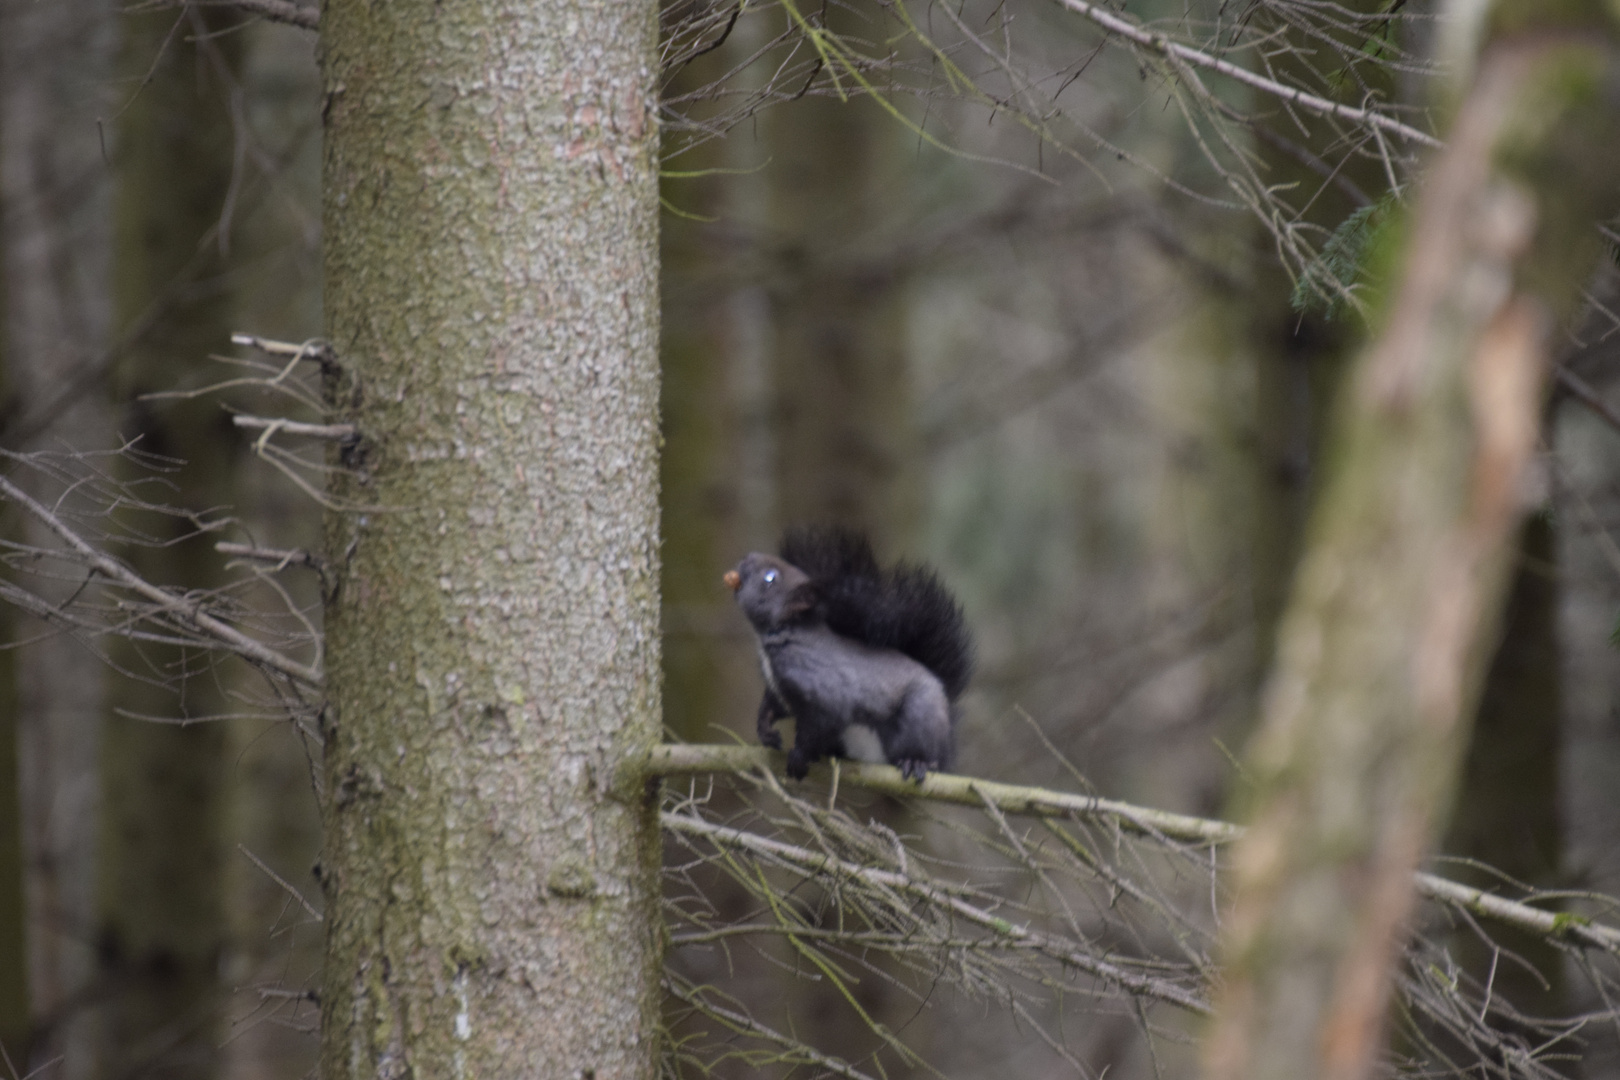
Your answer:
[1202,12,1620,1080]
[0,0,116,1073]
[659,41,753,746]
[1141,0,1403,819]
[98,8,245,1077]
[0,612,21,1072]
[1244,11,1395,684]
[765,90,916,540]
[317,3,663,1075]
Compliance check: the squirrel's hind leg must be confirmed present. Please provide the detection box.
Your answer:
[756,690,787,750]
[882,685,953,783]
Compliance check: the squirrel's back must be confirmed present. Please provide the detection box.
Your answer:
[779,525,974,701]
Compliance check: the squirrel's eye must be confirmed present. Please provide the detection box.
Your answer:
[762,569,779,585]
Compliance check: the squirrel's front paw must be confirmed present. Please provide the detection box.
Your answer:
[757,727,783,750]
[896,759,932,783]
[785,748,810,780]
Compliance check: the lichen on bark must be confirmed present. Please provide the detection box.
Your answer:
[317,3,664,1076]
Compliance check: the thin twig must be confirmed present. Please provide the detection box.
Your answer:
[1049,0,1441,149]
[237,843,323,922]
[232,416,357,441]
[665,976,880,1080]
[647,743,1620,954]
[216,542,325,572]
[0,470,321,687]
[230,333,329,360]
[1557,365,1620,436]
[664,808,1216,1015]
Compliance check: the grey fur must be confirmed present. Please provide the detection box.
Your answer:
[728,552,954,781]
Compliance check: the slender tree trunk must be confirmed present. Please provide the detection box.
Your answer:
[220,21,326,1079]
[659,43,752,745]
[1203,11,1620,1080]
[1241,1,1401,666]
[318,2,663,1074]
[1441,512,1563,1016]
[756,32,925,1066]
[0,0,116,1073]
[0,78,23,1060]
[673,2,916,562]
[763,84,915,539]
[1140,0,1401,819]
[98,9,245,1077]
[1138,265,1263,816]
[0,606,21,1073]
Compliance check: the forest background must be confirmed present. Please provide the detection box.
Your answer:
[4,0,1620,1078]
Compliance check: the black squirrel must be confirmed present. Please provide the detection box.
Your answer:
[722,526,973,781]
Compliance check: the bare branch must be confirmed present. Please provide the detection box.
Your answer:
[0,469,321,687]
[1048,0,1442,150]
[230,333,329,360]
[648,743,1620,957]
[237,844,322,922]
[216,541,326,573]
[1557,365,1620,436]
[232,415,358,442]
[646,742,1237,843]
[663,807,1217,1016]
[665,976,881,1080]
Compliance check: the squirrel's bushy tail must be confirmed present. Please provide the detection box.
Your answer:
[780,525,975,701]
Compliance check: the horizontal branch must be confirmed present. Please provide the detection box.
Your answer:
[1414,872,1620,953]
[1049,0,1441,150]
[230,332,329,359]
[0,471,321,688]
[648,742,1236,843]
[233,415,357,441]
[646,744,1620,954]
[216,542,324,571]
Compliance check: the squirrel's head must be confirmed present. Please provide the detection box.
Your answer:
[725,553,817,631]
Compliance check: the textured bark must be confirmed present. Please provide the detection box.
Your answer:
[318,2,663,1076]
[1202,16,1620,1080]
[98,9,243,1077]
[0,0,116,1073]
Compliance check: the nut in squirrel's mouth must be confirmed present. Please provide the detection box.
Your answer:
[723,570,741,592]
